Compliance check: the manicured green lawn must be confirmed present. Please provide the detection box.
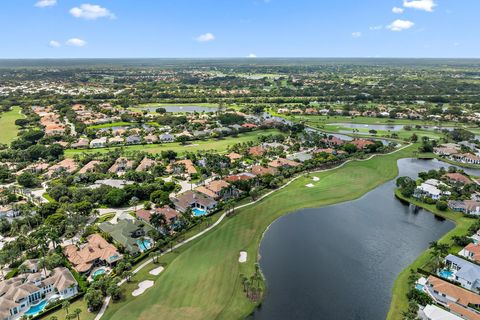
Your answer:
[291,115,462,127]
[65,129,281,157]
[0,106,23,145]
[87,122,160,130]
[102,144,418,320]
[387,191,476,320]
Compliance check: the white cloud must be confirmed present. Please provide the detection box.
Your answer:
[49,40,61,48]
[352,32,362,38]
[70,3,115,20]
[196,33,215,42]
[247,53,257,58]
[369,25,383,31]
[387,19,415,32]
[403,0,436,12]
[392,7,404,14]
[35,0,56,8]
[66,38,87,47]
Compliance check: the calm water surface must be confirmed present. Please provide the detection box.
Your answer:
[250,159,480,320]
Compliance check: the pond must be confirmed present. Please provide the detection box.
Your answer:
[330,122,457,132]
[139,105,219,113]
[249,158,480,320]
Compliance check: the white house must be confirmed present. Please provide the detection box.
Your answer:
[89,137,107,148]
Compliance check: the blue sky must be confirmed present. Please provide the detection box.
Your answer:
[1,0,478,58]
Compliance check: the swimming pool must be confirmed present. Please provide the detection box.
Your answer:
[438,269,454,279]
[193,208,207,216]
[415,284,424,291]
[136,238,153,251]
[92,268,106,279]
[24,299,48,317]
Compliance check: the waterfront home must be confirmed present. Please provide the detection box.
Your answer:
[443,173,473,185]
[0,267,78,320]
[444,254,480,292]
[136,158,156,172]
[99,219,153,255]
[421,304,464,320]
[63,234,123,274]
[425,275,480,320]
[434,147,459,156]
[452,153,480,165]
[351,139,375,150]
[89,137,107,148]
[414,180,450,200]
[448,200,480,215]
[460,242,480,263]
[126,135,141,145]
[321,137,345,147]
[108,136,124,145]
[171,190,217,214]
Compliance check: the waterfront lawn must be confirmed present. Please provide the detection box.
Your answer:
[387,191,477,320]
[65,129,281,157]
[0,106,23,145]
[102,144,418,320]
[291,115,461,127]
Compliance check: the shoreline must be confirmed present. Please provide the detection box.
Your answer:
[386,190,476,320]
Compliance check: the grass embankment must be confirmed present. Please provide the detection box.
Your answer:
[87,121,160,130]
[64,129,281,157]
[387,191,476,320]
[101,144,417,320]
[0,106,24,145]
[290,115,462,127]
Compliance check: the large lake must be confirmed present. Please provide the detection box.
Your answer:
[250,159,480,320]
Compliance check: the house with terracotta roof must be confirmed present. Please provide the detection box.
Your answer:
[63,234,123,274]
[460,242,480,264]
[45,159,78,177]
[444,173,473,185]
[195,180,237,200]
[251,165,278,176]
[248,146,266,157]
[242,123,257,129]
[225,172,257,183]
[136,158,156,172]
[167,159,197,175]
[425,275,480,320]
[351,139,375,150]
[268,158,301,169]
[78,160,102,174]
[227,152,242,162]
[136,206,181,227]
[322,137,345,147]
[108,158,134,175]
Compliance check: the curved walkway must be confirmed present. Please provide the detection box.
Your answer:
[94,143,412,320]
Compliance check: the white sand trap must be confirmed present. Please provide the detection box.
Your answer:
[149,266,164,276]
[132,280,154,296]
[312,176,320,181]
[305,183,314,188]
[239,251,248,263]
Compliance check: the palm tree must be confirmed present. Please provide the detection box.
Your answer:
[429,241,449,269]
[62,301,71,316]
[73,308,82,320]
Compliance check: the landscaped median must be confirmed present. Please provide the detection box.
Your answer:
[387,190,477,320]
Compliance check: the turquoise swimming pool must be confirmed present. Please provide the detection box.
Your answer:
[136,238,153,251]
[24,299,48,317]
[92,268,106,279]
[193,208,207,216]
[438,269,454,279]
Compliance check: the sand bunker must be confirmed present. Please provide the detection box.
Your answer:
[312,176,319,181]
[132,280,154,296]
[239,251,248,263]
[306,183,314,188]
[149,266,164,276]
